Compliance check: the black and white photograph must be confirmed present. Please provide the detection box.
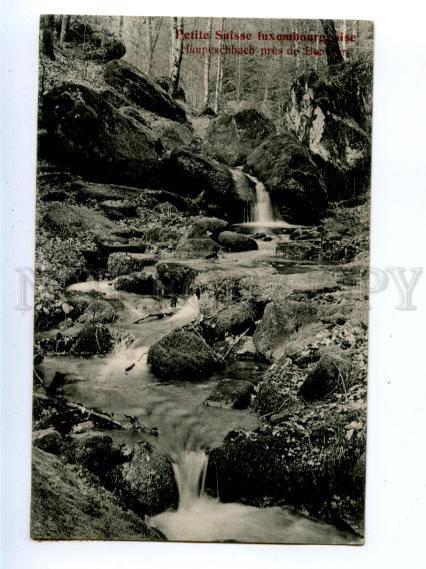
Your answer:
[29,15,374,544]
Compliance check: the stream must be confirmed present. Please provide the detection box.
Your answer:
[36,174,357,544]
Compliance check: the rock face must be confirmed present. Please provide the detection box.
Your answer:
[147,329,218,380]
[207,109,275,165]
[245,132,328,224]
[253,301,317,360]
[186,216,229,239]
[161,150,242,219]
[156,261,199,295]
[31,448,162,540]
[72,324,112,356]
[104,60,187,124]
[105,442,178,516]
[201,301,258,342]
[41,83,161,185]
[285,62,372,200]
[204,379,254,409]
[107,252,157,278]
[298,352,354,401]
[217,231,258,252]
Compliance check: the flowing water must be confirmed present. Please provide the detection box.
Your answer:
[37,276,358,544]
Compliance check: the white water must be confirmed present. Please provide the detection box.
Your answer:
[245,172,275,228]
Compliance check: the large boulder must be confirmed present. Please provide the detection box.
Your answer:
[201,301,258,342]
[77,299,119,324]
[104,60,187,124]
[207,109,275,165]
[31,448,162,540]
[147,329,218,380]
[71,324,112,356]
[107,252,157,278]
[285,62,373,200]
[175,237,219,259]
[161,150,242,220]
[156,261,199,294]
[204,379,254,409]
[105,441,177,516]
[245,132,328,224]
[41,203,118,239]
[41,82,161,185]
[253,301,317,360]
[186,216,229,239]
[113,271,161,294]
[298,352,354,401]
[217,231,258,252]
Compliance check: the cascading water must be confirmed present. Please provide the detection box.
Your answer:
[245,172,275,228]
[230,167,305,232]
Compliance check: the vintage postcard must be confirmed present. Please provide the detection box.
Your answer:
[32,15,372,544]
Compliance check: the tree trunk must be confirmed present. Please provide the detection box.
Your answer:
[321,19,344,66]
[202,18,213,109]
[59,15,70,45]
[145,17,153,75]
[41,15,55,60]
[214,18,225,114]
[118,16,124,38]
[170,16,184,98]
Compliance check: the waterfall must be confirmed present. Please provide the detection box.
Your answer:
[172,450,209,510]
[245,173,275,226]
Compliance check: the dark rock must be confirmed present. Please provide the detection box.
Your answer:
[201,301,258,342]
[156,261,199,295]
[161,150,242,220]
[298,353,354,401]
[99,199,137,220]
[217,231,258,252]
[72,323,112,356]
[207,109,275,165]
[245,132,328,224]
[156,76,186,101]
[105,441,177,516]
[71,180,143,203]
[98,240,147,256]
[33,428,65,455]
[147,116,193,151]
[253,301,317,360]
[31,447,162,540]
[104,60,187,124]
[41,83,160,186]
[175,237,219,259]
[108,252,157,278]
[69,432,113,475]
[276,240,321,260]
[147,329,218,380]
[204,379,254,409]
[186,216,229,239]
[113,271,161,294]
